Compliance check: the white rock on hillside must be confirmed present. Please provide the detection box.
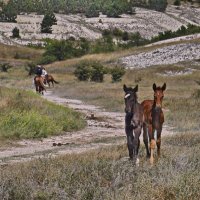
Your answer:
[120,43,200,68]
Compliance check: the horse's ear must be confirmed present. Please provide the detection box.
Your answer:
[123,84,127,92]
[162,83,166,91]
[133,85,138,92]
[153,83,157,91]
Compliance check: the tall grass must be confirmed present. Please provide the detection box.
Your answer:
[0,131,199,199]
[0,87,86,139]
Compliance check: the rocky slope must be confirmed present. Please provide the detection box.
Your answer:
[0,5,200,46]
[120,42,200,68]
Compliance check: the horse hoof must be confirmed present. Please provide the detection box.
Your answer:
[136,158,140,166]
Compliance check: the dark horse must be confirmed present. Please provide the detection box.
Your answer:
[123,84,143,164]
[44,74,59,87]
[141,83,166,164]
[34,76,46,95]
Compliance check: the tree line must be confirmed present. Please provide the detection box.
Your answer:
[0,0,168,22]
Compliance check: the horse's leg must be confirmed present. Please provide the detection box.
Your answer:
[156,126,162,157]
[126,125,134,160]
[143,123,150,158]
[52,81,54,87]
[133,126,141,165]
[149,125,156,165]
[35,84,39,93]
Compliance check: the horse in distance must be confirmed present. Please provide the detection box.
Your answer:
[44,74,59,87]
[34,75,46,95]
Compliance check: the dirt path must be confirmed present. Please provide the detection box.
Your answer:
[0,90,126,165]
[0,90,173,165]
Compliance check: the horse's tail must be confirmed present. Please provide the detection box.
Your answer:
[53,78,59,84]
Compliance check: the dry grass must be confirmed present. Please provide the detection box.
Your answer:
[0,133,199,199]
[0,43,44,61]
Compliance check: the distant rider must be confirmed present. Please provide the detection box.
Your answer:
[41,66,48,85]
[34,65,48,86]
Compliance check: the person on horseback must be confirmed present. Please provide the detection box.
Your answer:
[35,65,43,76]
[41,66,48,85]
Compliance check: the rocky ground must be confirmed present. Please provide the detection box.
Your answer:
[120,42,200,69]
[0,5,200,46]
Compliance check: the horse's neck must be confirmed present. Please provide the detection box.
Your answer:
[132,101,139,113]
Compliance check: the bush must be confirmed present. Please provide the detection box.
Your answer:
[85,3,100,17]
[74,61,106,82]
[74,62,91,81]
[110,66,125,82]
[90,62,105,82]
[102,0,131,17]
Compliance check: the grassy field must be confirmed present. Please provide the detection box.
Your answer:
[0,86,86,139]
[0,41,199,199]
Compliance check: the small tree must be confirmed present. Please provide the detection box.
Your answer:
[41,12,57,34]
[12,27,20,38]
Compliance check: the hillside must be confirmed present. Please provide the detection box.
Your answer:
[0,4,200,46]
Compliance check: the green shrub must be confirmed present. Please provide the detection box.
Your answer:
[110,66,125,82]
[74,62,91,81]
[38,55,57,65]
[90,62,106,82]
[85,3,100,17]
[74,61,106,82]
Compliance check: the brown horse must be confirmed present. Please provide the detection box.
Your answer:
[34,76,46,95]
[44,74,59,87]
[123,84,144,165]
[141,83,166,165]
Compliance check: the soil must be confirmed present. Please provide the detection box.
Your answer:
[0,90,173,165]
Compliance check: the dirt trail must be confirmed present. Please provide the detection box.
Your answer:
[0,90,125,165]
[0,90,173,165]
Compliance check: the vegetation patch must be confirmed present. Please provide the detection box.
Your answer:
[0,135,199,199]
[0,87,86,139]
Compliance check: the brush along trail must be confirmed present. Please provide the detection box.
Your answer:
[0,90,172,165]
